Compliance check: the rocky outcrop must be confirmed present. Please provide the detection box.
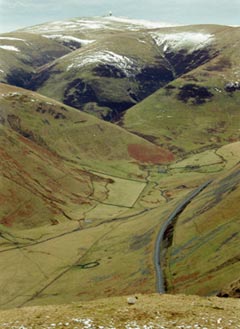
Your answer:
[217,278,240,298]
[225,81,240,92]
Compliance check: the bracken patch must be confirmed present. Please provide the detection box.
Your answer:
[128,144,174,164]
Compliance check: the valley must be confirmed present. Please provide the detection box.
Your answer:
[0,15,239,315]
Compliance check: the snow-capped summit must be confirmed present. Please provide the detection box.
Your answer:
[21,16,179,35]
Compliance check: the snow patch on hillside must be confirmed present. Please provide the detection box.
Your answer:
[0,45,20,52]
[0,37,26,42]
[42,34,95,45]
[67,50,139,77]
[151,32,214,52]
[75,19,108,30]
[105,16,177,29]
[138,38,147,44]
[23,16,179,34]
[1,92,22,98]
[26,19,107,33]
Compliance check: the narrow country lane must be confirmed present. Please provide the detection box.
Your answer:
[154,180,213,293]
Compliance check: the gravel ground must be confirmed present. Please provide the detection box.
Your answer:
[0,294,239,329]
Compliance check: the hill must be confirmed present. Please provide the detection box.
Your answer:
[0,18,232,124]
[123,26,240,155]
[0,16,239,310]
[163,161,240,297]
[0,83,174,309]
[2,19,239,159]
[1,86,239,307]
[0,32,70,87]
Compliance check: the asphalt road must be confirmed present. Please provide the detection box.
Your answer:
[154,180,213,293]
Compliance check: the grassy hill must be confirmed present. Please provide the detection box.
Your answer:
[2,18,231,123]
[123,26,240,155]
[0,83,174,309]
[0,83,174,177]
[0,16,239,311]
[29,24,223,122]
[164,161,240,296]
[0,84,239,308]
[0,32,70,87]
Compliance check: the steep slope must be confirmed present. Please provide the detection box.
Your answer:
[1,17,225,122]
[0,83,175,308]
[123,26,240,155]
[163,161,240,296]
[34,32,175,121]
[0,32,70,87]
[1,82,129,229]
[0,83,174,178]
[1,90,239,308]
[0,124,102,229]
[29,24,221,122]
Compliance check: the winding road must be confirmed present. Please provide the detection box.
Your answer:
[154,180,213,293]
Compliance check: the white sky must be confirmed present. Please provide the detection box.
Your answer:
[0,0,239,33]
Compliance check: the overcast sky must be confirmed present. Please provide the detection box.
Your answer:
[0,0,239,33]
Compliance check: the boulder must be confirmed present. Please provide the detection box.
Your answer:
[127,296,138,305]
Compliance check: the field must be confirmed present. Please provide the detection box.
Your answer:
[1,134,240,309]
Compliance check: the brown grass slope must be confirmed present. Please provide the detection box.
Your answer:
[0,83,174,179]
[0,124,97,229]
[0,83,176,309]
[0,121,239,310]
[164,162,240,297]
[0,82,239,308]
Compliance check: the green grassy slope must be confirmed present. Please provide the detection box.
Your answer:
[0,32,70,86]
[33,31,174,121]
[123,26,240,155]
[165,161,240,296]
[0,82,175,308]
[0,83,174,178]
[16,21,227,121]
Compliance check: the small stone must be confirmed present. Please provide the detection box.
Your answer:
[127,296,138,305]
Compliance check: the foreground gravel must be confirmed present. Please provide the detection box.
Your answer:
[0,294,239,329]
